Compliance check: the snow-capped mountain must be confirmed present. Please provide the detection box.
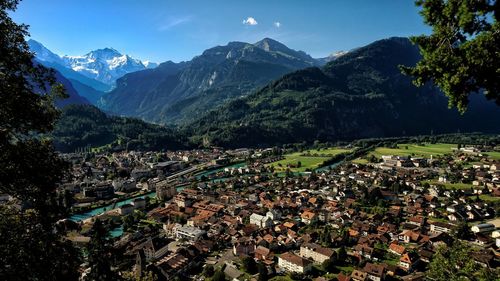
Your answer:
[28,39,157,85]
[143,61,159,69]
[61,48,148,84]
[28,39,66,65]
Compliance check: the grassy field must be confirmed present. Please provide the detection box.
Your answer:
[479,194,500,202]
[268,148,351,172]
[421,180,473,190]
[351,143,456,163]
[370,143,456,158]
[335,265,354,274]
[483,151,500,160]
[352,158,369,164]
[383,253,401,266]
[303,147,352,155]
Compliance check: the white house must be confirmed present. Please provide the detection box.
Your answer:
[266,209,282,221]
[132,198,146,209]
[118,204,134,215]
[278,252,312,273]
[176,226,206,241]
[300,243,334,263]
[249,213,273,228]
[429,222,454,234]
[471,223,495,234]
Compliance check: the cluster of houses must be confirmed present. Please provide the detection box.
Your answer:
[55,146,500,280]
[55,149,254,207]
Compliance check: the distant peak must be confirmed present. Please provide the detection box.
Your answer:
[27,39,63,64]
[143,61,159,69]
[257,37,281,44]
[86,47,122,59]
[27,39,46,49]
[27,38,40,44]
[100,47,120,53]
[253,37,289,52]
[386,36,410,41]
[329,50,348,58]
[378,37,412,46]
[226,41,248,47]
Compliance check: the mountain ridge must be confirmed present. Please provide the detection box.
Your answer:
[100,37,322,124]
[183,37,500,147]
[28,39,157,86]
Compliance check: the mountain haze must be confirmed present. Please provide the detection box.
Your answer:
[32,62,90,107]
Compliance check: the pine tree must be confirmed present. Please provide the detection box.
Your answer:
[241,256,258,274]
[402,0,500,112]
[337,246,348,265]
[212,269,226,281]
[322,258,336,273]
[85,219,119,281]
[257,263,268,281]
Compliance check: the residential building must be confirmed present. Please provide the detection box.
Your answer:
[278,252,313,273]
[300,243,334,263]
[429,222,454,234]
[249,213,273,228]
[176,226,206,241]
[471,223,495,234]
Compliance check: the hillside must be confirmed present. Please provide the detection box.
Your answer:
[100,38,320,124]
[52,105,188,153]
[52,70,90,107]
[33,61,90,107]
[185,37,500,147]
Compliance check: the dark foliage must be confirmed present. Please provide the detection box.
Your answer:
[52,104,189,152]
[402,0,500,112]
[85,219,120,281]
[0,0,80,279]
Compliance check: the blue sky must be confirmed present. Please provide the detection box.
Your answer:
[12,0,430,63]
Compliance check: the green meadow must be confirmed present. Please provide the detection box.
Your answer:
[370,143,456,158]
[268,148,351,172]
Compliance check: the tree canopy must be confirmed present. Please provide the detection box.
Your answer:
[428,240,498,280]
[403,0,500,112]
[0,0,80,279]
[85,219,119,281]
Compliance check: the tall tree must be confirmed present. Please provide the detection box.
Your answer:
[402,0,500,112]
[0,0,80,280]
[85,219,119,281]
[241,256,258,274]
[453,221,473,240]
[257,263,268,281]
[428,240,498,280]
[212,269,226,281]
[337,246,348,264]
[322,258,336,273]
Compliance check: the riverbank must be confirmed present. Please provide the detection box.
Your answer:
[68,191,157,222]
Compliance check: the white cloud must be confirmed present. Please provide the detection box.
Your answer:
[242,17,258,26]
[274,22,281,28]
